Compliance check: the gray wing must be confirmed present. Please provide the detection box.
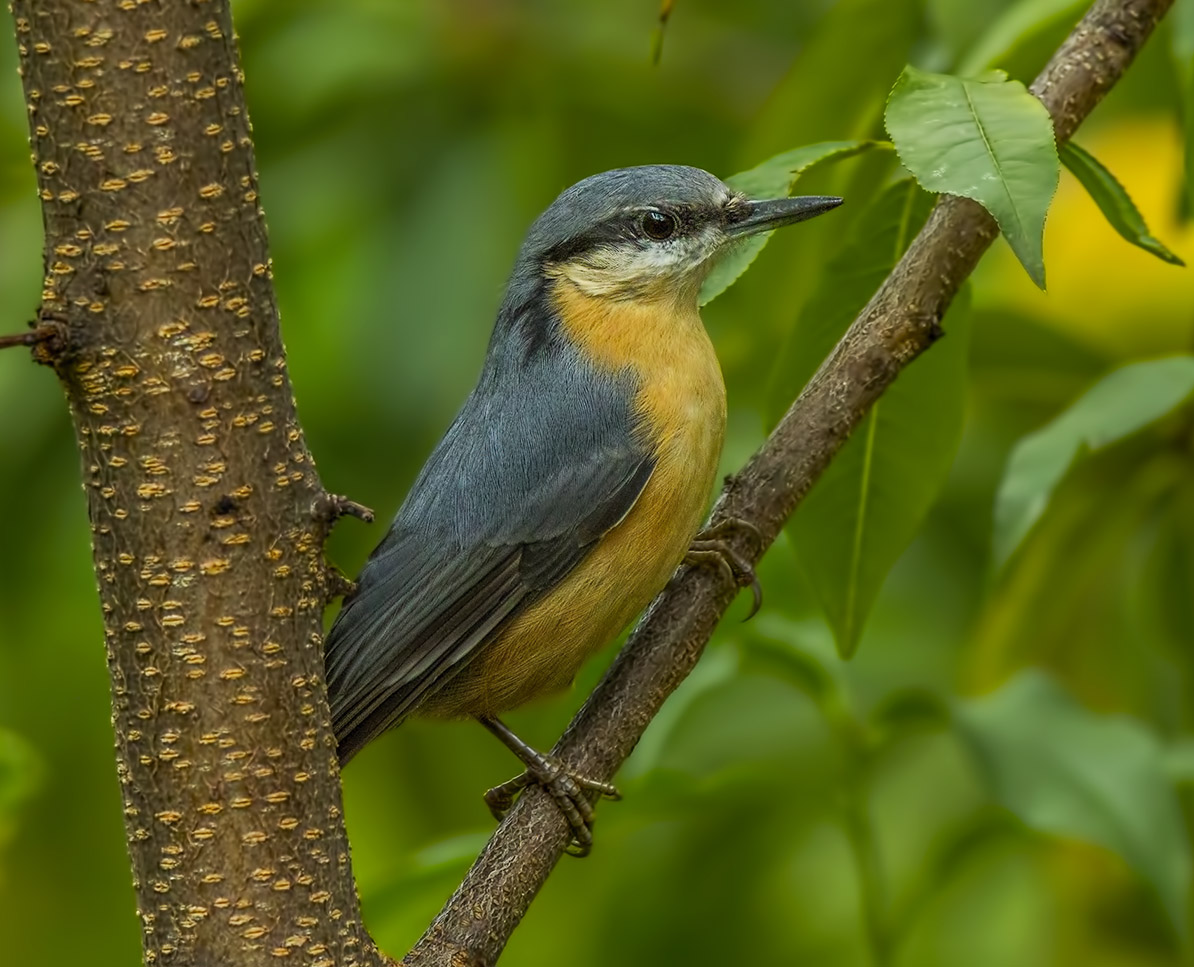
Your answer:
[325,338,651,763]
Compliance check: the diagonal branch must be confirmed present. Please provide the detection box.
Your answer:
[402,1,1174,964]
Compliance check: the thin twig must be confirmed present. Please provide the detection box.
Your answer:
[650,0,676,65]
[313,491,376,525]
[0,329,48,350]
[402,2,1173,965]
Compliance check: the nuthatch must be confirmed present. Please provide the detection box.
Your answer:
[325,165,841,851]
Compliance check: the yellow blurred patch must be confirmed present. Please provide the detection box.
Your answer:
[974,116,1194,357]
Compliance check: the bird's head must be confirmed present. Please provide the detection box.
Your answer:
[514,164,842,305]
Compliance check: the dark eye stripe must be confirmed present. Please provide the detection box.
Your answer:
[543,206,700,264]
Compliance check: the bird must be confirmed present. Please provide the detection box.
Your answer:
[324,164,841,852]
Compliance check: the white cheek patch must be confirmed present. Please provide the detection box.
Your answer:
[560,226,723,299]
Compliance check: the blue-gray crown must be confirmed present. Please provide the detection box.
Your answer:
[518,165,731,265]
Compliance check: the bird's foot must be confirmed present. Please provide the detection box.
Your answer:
[685,517,764,619]
[479,716,620,857]
[484,755,621,857]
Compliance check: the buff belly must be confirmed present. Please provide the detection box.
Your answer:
[419,281,726,720]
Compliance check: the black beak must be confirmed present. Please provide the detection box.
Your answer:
[726,195,843,236]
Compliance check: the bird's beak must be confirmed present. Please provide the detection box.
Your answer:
[726,195,843,237]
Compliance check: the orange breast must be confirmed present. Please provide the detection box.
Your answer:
[419,280,726,719]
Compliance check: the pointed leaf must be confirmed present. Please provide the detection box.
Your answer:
[955,671,1191,941]
[885,65,1059,288]
[783,180,971,659]
[993,355,1194,568]
[700,140,884,306]
[725,141,888,201]
[1061,141,1184,265]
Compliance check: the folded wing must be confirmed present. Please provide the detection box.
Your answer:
[325,336,652,763]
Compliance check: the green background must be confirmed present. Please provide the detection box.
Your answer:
[2,1,1194,964]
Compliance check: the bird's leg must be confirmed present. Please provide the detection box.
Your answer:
[685,516,764,619]
[478,715,621,857]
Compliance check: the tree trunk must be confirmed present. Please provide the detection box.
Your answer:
[9,3,386,964]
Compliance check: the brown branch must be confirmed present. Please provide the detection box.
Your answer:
[313,492,377,526]
[0,330,42,350]
[0,316,64,354]
[9,4,388,966]
[403,1,1174,964]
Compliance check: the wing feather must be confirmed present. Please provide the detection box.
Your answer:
[325,328,652,763]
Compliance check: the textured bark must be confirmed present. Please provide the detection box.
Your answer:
[5,0,1172,965]
[9,3,386,966]
[403,1,1175,965]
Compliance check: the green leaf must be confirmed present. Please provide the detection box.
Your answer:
[700,140,884,306]
[1172,0,1194,211]
[957,0,1087,76]
[954,671,1192,941]
[1060,141,1184,265]
[993,355,1194,568]
[726,141,887,201]
[784,179,971,659]
[885,65,1059,288]
[770,179,935,422]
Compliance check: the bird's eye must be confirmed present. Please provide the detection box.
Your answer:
[640,210,678,241]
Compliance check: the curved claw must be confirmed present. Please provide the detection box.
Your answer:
[483,759,620,857]
[742,573,763,621]
[685,515,764,621]
[699,516,763,548]
[479,716,621,856]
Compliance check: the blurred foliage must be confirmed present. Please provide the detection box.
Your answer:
[994,356,1194,568]
[1,1,1193,965]
[785,181,967,659]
